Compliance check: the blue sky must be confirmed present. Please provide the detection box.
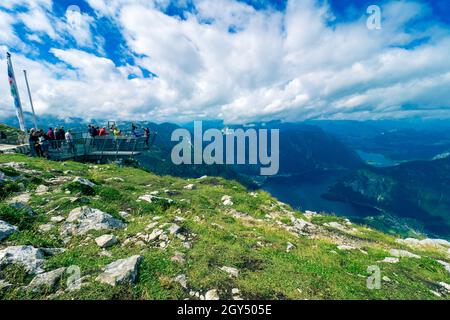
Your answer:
[1,0,450,123]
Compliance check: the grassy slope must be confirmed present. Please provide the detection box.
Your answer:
[0,154,449,300]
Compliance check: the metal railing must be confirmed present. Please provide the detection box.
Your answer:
[45,132,156,160]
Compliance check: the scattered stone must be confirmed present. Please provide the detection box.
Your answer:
[184,184,196,190]
[0,220,18,241]
[304,210,318,219]
[27,267,66,293]
[382,276,392,282]
[171,251,186,264]
[99,250,113,258]
[438,282,450,292]
[50,216,65,223]
[232,288,243,300]
[35,185,49,195]
[396,237,450,248]
[95,235,118,248]
[221,195,233,206]
[147,229,164,242]
[145,222,159,231]
[168,224,181,235]
[337,245,357,251]
[138,194,174,204]
[183,242,192,249]
[105,177,124,182]
[205,289,220,300]
[220,266,239,277]
[39,224,54,232]
[0,245,45,274]
[119,211,130,218]
[324,221,359,234]
[286,242,295,253]
[174,274,188,288]
[0,280,12,291]
[96,255,142,286]
[389,249,420,259]
[7,193,31,205]
[379,257,400,264]
[61,207,125,236]
[73,177,95,187]
[437,260,450,274]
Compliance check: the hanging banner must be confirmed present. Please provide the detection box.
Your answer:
[7,52,26,132]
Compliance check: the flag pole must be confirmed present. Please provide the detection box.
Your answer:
[23,70,38,130]
[6,52,26,132]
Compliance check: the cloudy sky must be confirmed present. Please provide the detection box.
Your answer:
[1,0,450,124]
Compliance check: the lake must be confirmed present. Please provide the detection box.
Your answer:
[262,170,381,218]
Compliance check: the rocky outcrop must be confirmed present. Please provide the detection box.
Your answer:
[96,255,142,286]
[27,267,66,293]
[0,245,45,274]
[0,220,18,241]
[61,207,125,236]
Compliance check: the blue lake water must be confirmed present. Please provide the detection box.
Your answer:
[262,171,381,218]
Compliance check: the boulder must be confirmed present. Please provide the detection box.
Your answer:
[184,184,196,190]
[95,235,118,248]
[61,207,125,236]
[50,216,65,223]
[27,267,66,293]
[96,255,142,286]
[0,220,18,241]
[0,245,45,274]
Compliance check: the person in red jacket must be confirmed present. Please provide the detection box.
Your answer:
[99,127,108,136]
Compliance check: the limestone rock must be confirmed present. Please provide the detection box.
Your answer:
[174,274,188,288]
[138,194,174,204]
[61,207,124,236]
[437,260,450,274]
[95,234,118,248]
[379,257,400,264]
[389,249,420,259]
[221,195,233,206]
[0,220,18,241]
[337,245,357,251]
[220,266,239,277]
[0,245,45,274]
[73,177,95,187]
[35,185,49,195]
[0,280,12,291]
[205,289,220,300]
[50,216,65,223]
[286,242,295,252]
[168,223,181,235]
[171,251,186,264]
[27,267,66,293]
[96,255,142,286]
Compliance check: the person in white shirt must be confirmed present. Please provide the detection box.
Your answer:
[65,130,75,154]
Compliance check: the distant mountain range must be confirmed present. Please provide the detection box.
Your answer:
[2,115,450,238]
